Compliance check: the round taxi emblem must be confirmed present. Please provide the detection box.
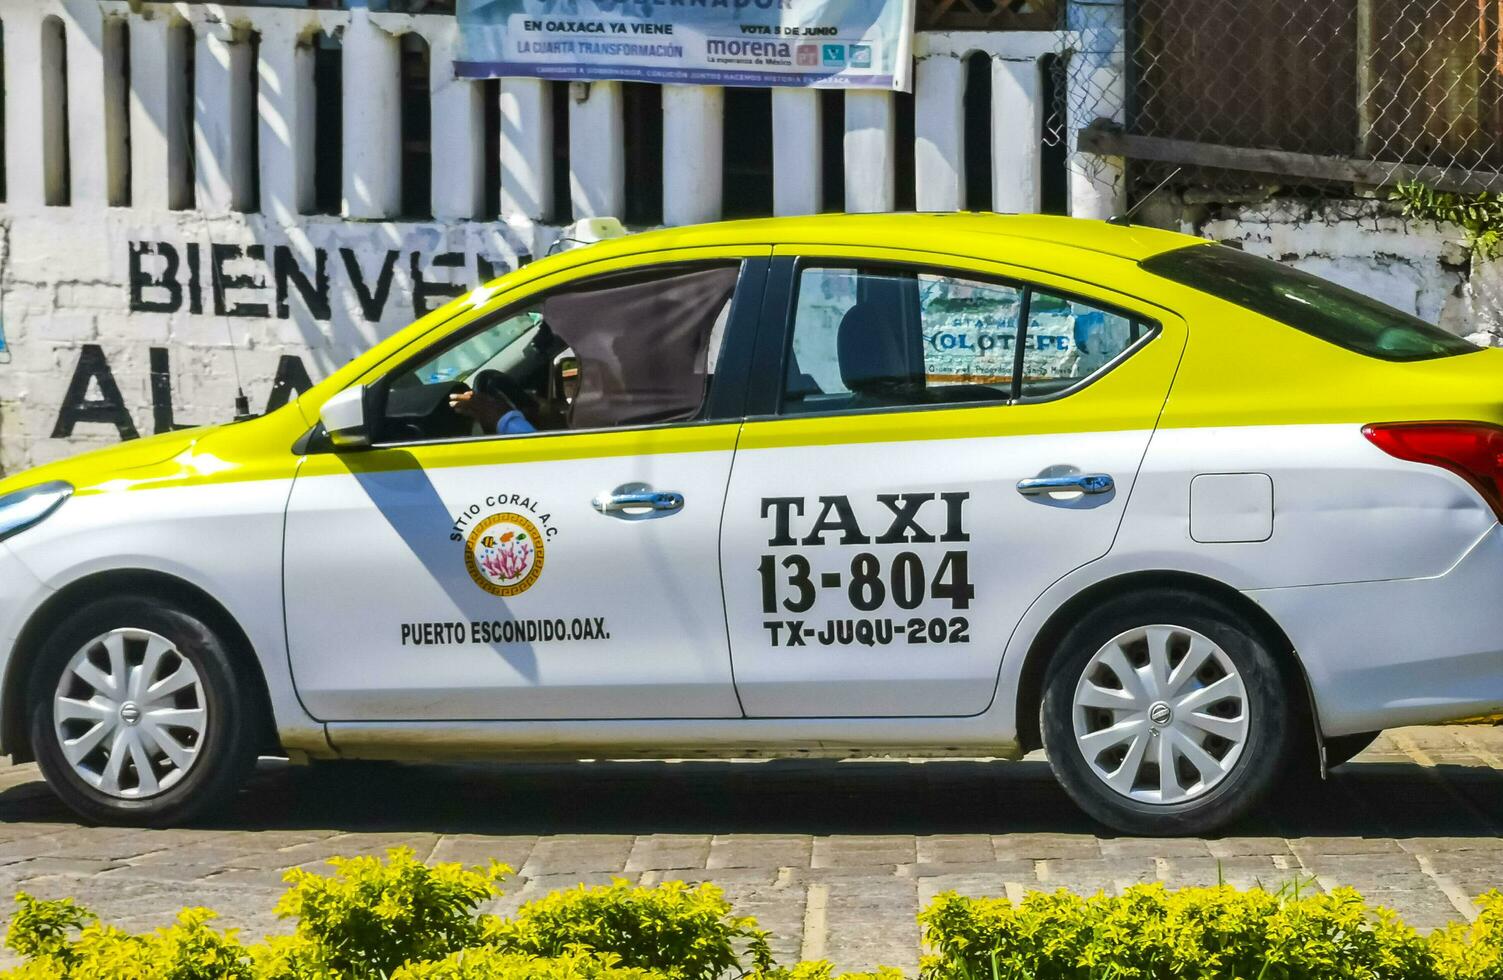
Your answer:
[465,512,545,596]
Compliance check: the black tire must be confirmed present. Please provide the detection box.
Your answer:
[1323,731,1380,769]
[29,596,259,827]
[1040,589,1302,836]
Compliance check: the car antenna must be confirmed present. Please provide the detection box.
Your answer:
[1106,166,1183,226]
[193,210,257,422]
[224,319,253,421]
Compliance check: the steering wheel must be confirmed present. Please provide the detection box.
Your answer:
[470,369,524,415]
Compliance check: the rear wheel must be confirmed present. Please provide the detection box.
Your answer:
[1041,590,1300,836]
[29,596,259,826]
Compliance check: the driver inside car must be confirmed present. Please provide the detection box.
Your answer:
[447,387,537,435]
[384,265,737,443]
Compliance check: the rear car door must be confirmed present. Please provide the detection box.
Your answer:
[719,247,1186,717]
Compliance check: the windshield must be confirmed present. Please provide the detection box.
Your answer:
[402,310,543,386]
[1141,244,1479,362]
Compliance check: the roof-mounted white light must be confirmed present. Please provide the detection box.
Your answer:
[549,217,628,254]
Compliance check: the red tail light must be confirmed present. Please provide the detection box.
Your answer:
[1362,422,1503,521]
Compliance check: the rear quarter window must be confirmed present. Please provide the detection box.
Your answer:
[1141,244,1479,362]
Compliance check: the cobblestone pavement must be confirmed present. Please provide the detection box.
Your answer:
[1,726,1502,972]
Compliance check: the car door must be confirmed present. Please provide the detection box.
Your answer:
[283,252,768,721]
[720,247,1186,717]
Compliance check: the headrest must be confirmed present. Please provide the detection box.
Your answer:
[836,301,916,393]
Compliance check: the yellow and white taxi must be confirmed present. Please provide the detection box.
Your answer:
[1,214,1500,835]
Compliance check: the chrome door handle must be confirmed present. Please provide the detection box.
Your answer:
[1016,473,1115,496]
[592,490,685,514]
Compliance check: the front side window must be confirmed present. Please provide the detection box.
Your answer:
[1141,244,1479,362]
[781,265,1145,415]
[378,263,740,443]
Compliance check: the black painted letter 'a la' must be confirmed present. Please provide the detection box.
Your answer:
[53,344,139,440]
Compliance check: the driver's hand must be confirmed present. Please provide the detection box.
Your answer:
[448,388,506,433]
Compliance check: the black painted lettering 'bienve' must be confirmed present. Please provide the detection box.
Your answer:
[129,241,516,322]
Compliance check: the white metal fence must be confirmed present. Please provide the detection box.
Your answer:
[3,1,1124,227]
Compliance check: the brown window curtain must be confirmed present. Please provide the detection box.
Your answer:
[544,264,740,430]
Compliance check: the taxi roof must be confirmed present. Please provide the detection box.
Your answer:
[526,212,1208,280]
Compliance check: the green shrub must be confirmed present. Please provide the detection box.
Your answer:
[272,847,509,978]
[484,879,774,979]
[4,894,93,968]
[919,883,1441,980]
[5,904,254,980]
[245,934,342,980]
[391,948,666,980]
[5,850,1503,980]
[1431,891,1503,980]
[752,962,904,980]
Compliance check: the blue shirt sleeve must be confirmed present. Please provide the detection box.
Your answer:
[496,410,536,435]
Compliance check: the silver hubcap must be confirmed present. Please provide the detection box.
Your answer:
[52,628,206,799]
[1072,624,1249,805]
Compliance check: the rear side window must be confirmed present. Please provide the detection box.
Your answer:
[780,265,1150,415]
[1019,289,1143,399]
[784,267,1020,414]
[1142,244,1478,362]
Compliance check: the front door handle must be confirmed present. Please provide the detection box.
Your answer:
[592,489,685,515]
[1016,473,1115,496]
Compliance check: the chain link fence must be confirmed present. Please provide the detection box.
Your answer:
[1046,2,1127,207]
[1113,0,1503,208]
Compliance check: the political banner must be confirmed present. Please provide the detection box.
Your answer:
[455,0,915,91]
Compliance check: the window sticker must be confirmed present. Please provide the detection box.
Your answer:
[918,273,1021,386]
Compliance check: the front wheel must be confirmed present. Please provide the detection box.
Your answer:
[29,596,259,826]
[1041,590,1300,836]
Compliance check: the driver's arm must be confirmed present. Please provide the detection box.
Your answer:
[448,389,536,435]
[496,409,535,435]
